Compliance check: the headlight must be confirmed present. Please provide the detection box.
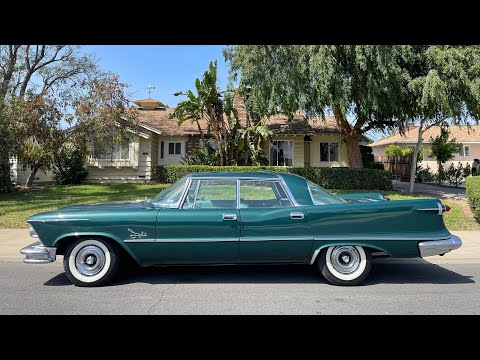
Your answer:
[29,225,38,238]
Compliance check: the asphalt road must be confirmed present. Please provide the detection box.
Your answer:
[1,258,478,314]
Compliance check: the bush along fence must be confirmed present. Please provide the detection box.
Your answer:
[466,176,480,218]
[153,165,393,190]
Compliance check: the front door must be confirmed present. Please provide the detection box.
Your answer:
[155,179,239,264]
[238,180,313,262]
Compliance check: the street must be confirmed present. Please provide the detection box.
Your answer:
[1,257,478,315]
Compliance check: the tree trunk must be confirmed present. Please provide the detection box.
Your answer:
[343,133,363,169]
[25,165,40,187]
[409,127,424,193]
[333,106,363,168]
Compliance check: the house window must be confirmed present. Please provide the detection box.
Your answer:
[269,141,293,166]
[94,139,131,160]
[320,142,339,162]
[160,141,164,159]
[168,142,182,155]
[460,145,470,157]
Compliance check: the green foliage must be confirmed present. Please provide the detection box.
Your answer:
[417,165,435,183]
[152,165,393,190]
[224,45,412,167]
[171,62,271,166]
[181,141,218,165]
[400,147,413,157]
[52,146,88,185]
[463,163,471,178]
[385,144,402,157]
[429,128,461,183]
[445,162,464,187]
[466,176,480,218]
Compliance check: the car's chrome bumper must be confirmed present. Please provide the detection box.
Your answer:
[418,235,462,257]
[20,241,56,264]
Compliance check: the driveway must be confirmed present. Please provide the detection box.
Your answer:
[393,180,467,200]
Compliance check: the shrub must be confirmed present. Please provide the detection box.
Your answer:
[417,165,434,183]
[53,146,88,185]
[152,165,393,190]
[466,176,480,218]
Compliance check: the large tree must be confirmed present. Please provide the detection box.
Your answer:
[224,45,409,168]
[0,45,135,189]
[401,45,480,192]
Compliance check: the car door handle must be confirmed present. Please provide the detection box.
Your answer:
[290,212,305,220]
[223,213,238,221]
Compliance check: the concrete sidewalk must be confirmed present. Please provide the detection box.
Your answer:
[393,180,467,201]
[1,228,478,265]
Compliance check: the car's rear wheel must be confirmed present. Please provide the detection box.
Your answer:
[318,245,372,286]
[63,238,120,287]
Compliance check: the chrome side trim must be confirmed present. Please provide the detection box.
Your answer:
[310,249,321,265]
[418,235,462,257]
[20,241,56,264]
[241,237,313,242]
[417,203,443,215]
[313,235,452,241]
[124,239,156,243]
[28,219,90,223]
[155,238,239,243]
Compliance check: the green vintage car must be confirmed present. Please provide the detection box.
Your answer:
[21,171,462,287]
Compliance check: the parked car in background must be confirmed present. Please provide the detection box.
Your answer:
[21,171,461,287]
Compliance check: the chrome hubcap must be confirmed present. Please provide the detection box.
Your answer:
[75,245,106,276]
[330,246,360,274]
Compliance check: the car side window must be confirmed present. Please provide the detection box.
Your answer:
[239,180,292,208]
[193,180,237,209]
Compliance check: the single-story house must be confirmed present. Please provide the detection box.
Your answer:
[13,97,360,184]
[369,125,480,173]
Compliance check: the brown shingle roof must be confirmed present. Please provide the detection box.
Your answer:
[369,125,480,147]
[136,108,341,136]
[137,108,209,136]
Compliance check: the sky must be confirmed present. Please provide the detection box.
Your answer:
[82,45,383,141]
[82,45,230,107]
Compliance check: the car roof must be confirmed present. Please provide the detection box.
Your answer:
[189,171,283,179]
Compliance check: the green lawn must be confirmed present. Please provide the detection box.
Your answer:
[0,184,477,231]
[0,184,168,228]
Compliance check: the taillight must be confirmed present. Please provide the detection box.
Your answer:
[444,205,451,212]
[385,197,391,201]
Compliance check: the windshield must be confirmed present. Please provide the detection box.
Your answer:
[307,180,345,205]
[150,176,188,208]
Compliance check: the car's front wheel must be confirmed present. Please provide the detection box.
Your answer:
[63,238,120,287]
[318,245,372,286]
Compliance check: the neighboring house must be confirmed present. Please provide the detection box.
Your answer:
[13,96,361,184]
[369,125,480,173]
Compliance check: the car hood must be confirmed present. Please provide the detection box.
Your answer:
[58,200,146,211]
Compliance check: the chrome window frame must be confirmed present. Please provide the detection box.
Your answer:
[238,179,293,208]
[169,175,302,209]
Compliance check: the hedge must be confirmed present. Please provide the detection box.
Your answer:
[152,165,393,190]
[466,176,480,218]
